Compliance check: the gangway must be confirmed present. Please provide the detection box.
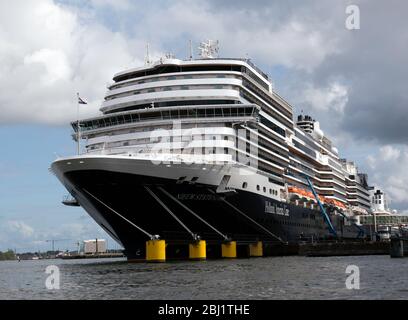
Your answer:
[303,175,337,237]
[303,175,366,238]
[337,211,365,238]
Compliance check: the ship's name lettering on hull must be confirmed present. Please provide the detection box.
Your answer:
[265,201,289,216]
[177,193,219,201]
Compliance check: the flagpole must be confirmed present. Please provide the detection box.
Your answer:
[76,92,80,155]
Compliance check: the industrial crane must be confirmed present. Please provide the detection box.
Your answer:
[45,239,70,252]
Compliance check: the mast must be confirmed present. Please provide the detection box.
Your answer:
[145,43,151,65]
[189,40,193,60]
[76,92,80,155]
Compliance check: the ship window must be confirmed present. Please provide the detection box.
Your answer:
[176,176,187,184]
[269,189,272,194]
[170,110,179,118]
[242,182,248,189]
[179,110,188,118]
[205,109,214,117]
[263,187,266,192]
[214,108,223,117]
[256,185,260,191]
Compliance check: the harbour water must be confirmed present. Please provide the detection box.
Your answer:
[1,255,407,300]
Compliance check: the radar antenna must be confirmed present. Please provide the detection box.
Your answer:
[198,40,219,59]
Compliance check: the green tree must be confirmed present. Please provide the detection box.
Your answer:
[0,250,16,261]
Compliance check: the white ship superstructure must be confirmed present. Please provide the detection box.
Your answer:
[52,42,375,259]
[285,115,371,214]
[369,187,391,214]
[77,55,292,188]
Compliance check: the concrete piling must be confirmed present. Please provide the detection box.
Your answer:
[390,237,404,258]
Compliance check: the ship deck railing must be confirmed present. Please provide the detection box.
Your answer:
[72,104,260,133]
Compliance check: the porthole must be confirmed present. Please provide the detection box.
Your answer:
[256,185,260,191]
[242,182,248,189]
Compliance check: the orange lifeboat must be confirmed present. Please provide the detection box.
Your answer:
[288,186,301,195]
[300,189,309,197]
[337,201,347,209]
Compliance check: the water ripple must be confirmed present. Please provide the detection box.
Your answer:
[0,256,407,299]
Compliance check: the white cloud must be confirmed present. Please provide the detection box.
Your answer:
[0,217,112,252]
[24,48,71,85]
[7,221,34,238]
[134,1,339,72]
[365,144,408,210]
[379,145,401,161]
[301,82,349,114]
[0,0,345,125]
[90,0,132,10]
[0,0,144,125]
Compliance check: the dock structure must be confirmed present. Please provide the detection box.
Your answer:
[127,238,395,262]
[221,241,237,259]
[390,237,408,258]
[298,241,389,257]
[189,240,206,260]
[61,252,125,259]
[146,239,166,262]
[59,238,401,262]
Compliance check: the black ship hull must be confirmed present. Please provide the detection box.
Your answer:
[62,169,362,259]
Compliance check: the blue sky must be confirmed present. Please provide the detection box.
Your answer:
[0,125,113,252]
[1,0,408,252]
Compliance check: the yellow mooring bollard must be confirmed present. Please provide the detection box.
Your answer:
[249,241,263,257]
[146,239,166,262]
[221,241,237,258]
[189,240,206,260]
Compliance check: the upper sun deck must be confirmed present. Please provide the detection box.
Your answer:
[112,57,272,92]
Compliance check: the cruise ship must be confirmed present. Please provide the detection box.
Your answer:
[51,41,373,259]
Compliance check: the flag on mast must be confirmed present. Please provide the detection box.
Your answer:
[77,94,87,105]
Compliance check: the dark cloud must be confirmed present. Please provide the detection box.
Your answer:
[203,0,408,145]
